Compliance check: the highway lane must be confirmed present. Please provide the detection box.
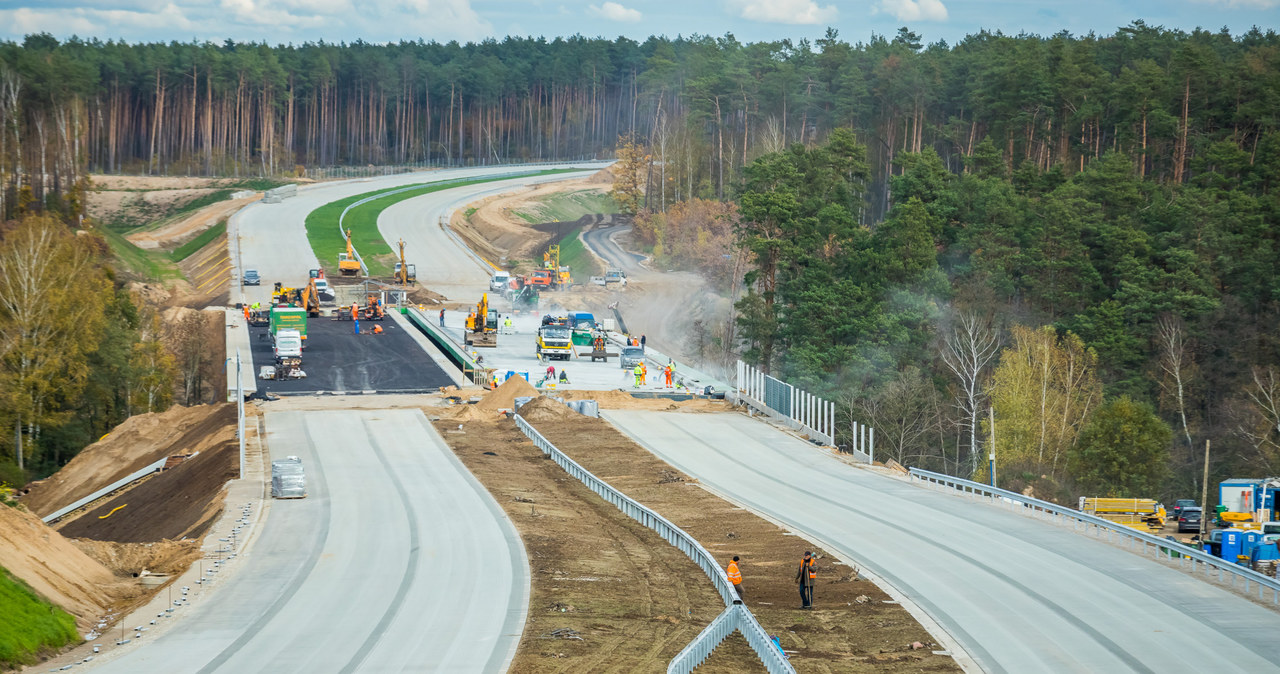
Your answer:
[90,408,527,673]
[232,164,601,307]
[581,222,644,273]
[603,410,1280,673]
[376,169,598,300]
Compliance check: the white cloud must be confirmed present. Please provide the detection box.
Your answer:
[878,0,948,22]
[0,0,493,44]
[728,0,837,25]
[587,1,642,22]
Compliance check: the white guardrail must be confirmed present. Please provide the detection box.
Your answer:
[513,414,794,674]
[908,467,1280,604]
[42,457,168,523]
[335,166,604,276]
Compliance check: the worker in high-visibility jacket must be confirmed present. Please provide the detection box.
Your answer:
[663,362,674,388]
[726,556,743,600]
[796,551,816,609]
[632,363,644,388]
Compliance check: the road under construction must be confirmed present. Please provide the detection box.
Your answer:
[31,165,1280,673]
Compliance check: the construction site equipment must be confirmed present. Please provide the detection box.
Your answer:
[490,270,511,292]
[247,307,270,327]
[537,325,573,361]
[338,229,361,276]
[589,333,609,362]
[302,279,321,317]
[529,269,552,287]
[1218,478,1280,528]
[512,284,539,310]
[272,282,301,306]
[361,294,385,321]
[1079,497,1166,532]
[271,457,307,498]
[395,239,415,284]
[567,311,597,346]
[464,293,498,347]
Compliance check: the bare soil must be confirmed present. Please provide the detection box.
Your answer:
[127,194,258,251]
[432,388,958,672]
[19,404,235,517]
[454,174,612,265]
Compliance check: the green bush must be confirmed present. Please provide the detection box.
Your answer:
[0,567,79,668]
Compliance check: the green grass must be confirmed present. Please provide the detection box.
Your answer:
[100,228,183,281]
[554,226,603,280]
[171,219,227,262]
[304,169,578,276]
[518,189,619,223]
[0,566,80,669]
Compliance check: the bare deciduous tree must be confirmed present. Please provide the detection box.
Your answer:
[938,310,1000,476]
[1156,313,1195,451]
[1233,366,1280,472]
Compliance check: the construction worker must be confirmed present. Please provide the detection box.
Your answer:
[243,305,250,321]
[352,303,360,335]
[546,364,556,380]
[663,362,673,388]
[639,360,647,386]
[727,556,743,600]
[640,334,646,350]
[796,551,816,609]
[633,363,644,388]
[372,324,383,334]
[252,301,260,311]
[504,315,514,334]
[439,307,446,327]
[558,369,569,384]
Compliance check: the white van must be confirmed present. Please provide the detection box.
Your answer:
[490,270,511,292]
[274,329,303,361]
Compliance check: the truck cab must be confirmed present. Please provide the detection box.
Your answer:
[530,270,552,287]
[537,325,572,361]
[490,270,511,292]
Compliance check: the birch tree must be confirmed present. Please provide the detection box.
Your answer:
[1155,313,1195,451]
[938,310,1000,476]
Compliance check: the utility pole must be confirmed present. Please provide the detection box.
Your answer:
[989,406,997,488]
[1199,439,1211,542]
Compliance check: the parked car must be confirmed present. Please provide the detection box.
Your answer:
[242,269,261,286]
[1172,498,1197,519]
[1178,506,1203,533]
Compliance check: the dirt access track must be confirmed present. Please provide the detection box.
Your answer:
[432,381,958,673]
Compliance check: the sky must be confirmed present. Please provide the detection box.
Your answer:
[0,0,1275,47]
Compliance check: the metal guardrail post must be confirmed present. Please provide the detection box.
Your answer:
[514,413,795,673]
[907,467,1280,604]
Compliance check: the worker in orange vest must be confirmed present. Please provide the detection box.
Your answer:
[639,360,647,385]
[663,362,673,388]
[796,551,816,609]
[727,556,743,600]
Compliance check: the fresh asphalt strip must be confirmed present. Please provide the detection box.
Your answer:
[249,312,454,394]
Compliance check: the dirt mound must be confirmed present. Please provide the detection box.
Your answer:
[476,375,539,412]
[561,389,636,406]
[0,504,127,630]
[56,439,237,543]
[21,404,235,517]
[71,539,202,577]
[515,396,574,422]
[590,165,616,184]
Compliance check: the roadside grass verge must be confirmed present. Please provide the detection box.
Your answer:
[171,219,227,262]
[512,188,617,224]
[555,226,603,280]
[0,566,79,669]
[305,169,578,276]
[100,228,183,281]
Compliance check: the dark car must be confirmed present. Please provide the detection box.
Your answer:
[242,269,261,286]
[1178,506,1203,533]
[1172,498,1197,519]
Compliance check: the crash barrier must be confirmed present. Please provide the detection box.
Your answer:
[908,467,1280,605]
[403,307,488,385]
[303,158,610,180]
[736,361,856,451]
[42,457,168,523]
[336,168,595,276]
[514,414,794,674]
[261,184,297,203]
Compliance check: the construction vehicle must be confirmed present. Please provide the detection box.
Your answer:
[395,239,416,284]
[361,293,385,321]
[512,283,539,310]
[589,331,610,362]
[529,269,553,287]
[302,279,321,317]
[272,282,301,306]
[537,324,573,360]
[270,306,308,345]
[542,244,571,287]
[1078,497,1166,532]
[464,293,498,347]
[490,270,511,292]
[338,229,361,276]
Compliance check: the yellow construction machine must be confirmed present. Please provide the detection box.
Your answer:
[338,229,362,276]
[464,293,499,347]
[1079,497,1166,532]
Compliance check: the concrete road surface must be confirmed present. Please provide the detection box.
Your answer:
[604,410,1280,674]
[90,409,527,673]
[581,223,644,273]
[233,164,602,307]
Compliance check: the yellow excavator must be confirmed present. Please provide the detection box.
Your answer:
[301,279,321,317]
[464,293,499,347]
[338,229,361,276]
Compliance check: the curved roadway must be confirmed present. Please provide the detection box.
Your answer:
[603,410,1280,673]
[91,409,527,673]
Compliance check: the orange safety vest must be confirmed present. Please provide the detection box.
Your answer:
[804,559,816,579]
[726,561,742,585]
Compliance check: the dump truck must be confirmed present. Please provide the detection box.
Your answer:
[537,324,573,360]
[271,457,307,498]
[338,229,361,276]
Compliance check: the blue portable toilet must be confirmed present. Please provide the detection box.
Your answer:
[1242,530,1263,561]
[1221,529,1244,563]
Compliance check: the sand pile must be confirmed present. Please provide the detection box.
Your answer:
[0,505,126,630]
[21,404,235,517]
[71,539,202,577]
[515,396,575,422]
[476,375,539,412]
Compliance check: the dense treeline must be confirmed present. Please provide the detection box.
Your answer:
[1,22,1278,222]
[730,124,1280,505]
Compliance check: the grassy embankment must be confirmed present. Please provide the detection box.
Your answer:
[0,566,79,669]
[304,170,577,276]
[100,218,227,280]
[514,189,620,281]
